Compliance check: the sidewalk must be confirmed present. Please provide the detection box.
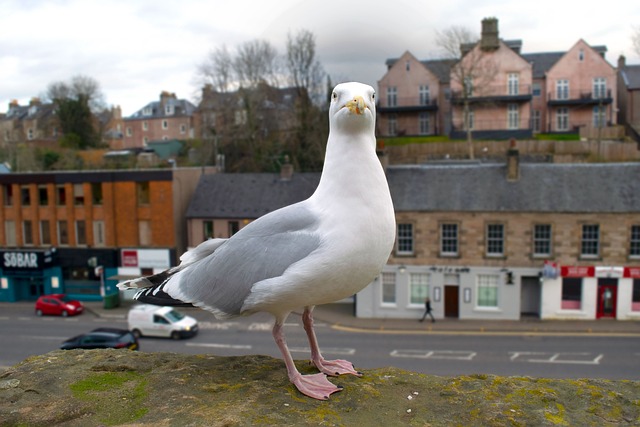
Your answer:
[79,300,640,336]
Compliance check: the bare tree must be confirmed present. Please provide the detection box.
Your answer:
[633,25,640,57]
[286,29,326,104]
[198,45,234,92]
[234,39,281,89]
[436,25,498,159]
[47,74,106,112]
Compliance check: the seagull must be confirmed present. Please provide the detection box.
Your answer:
[117,82,396,400]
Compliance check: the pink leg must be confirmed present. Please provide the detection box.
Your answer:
[272,316,342,400]
[303,306,362,377]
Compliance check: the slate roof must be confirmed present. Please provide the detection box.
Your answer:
[387,162,640,213]
[186,172,321,219]
[620,65,640,90]
[521,52,564,79]
[127,98,196,120]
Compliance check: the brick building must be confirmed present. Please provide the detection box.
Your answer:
[357,154,640,321]
[0,168,209,302]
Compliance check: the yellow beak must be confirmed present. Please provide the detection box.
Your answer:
[345,96,366,115]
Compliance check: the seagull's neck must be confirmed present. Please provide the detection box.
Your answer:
[312,131,388,206]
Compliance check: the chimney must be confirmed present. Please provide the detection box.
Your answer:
[480,17,500,51]
[506,139,519,181]
[618,55,626,69]
[280,155,293,181]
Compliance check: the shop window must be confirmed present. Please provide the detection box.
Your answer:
[381,272,396,305]
[410,273,430,305]
[477,274,499,308]
[632,279,640,311]
[396,223,414,255]
[561,278,582,310]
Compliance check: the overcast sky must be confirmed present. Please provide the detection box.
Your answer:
[2,0,639,116]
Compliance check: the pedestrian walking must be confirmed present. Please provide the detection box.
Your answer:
[419,297,435,323]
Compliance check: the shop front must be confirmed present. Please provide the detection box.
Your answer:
[0,249,62,302]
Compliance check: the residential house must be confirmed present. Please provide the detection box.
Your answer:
[617,55,640,142]
[378,18,618,141]
[0,168,210,302]
[0,99,59,150]
[357,154,640,322]
[97,105,125,149]
[123,91,196,149]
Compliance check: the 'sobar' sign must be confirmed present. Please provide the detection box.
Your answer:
[2,251,45,271]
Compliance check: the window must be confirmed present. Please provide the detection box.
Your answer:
[419,113,430,135]
[381,272,396,305]
[229,221,240,236]
[388,115,397,136]
[556,79,569,100]
[73,184,84,206]
[5,221,16,246]
[507,73,519,95]
[532,110,541,133]
[204,220,214,240]
[533,224,552,257]
[579,49,584,61]
[20,186,31,206]
[581,224,599,258]
[234,110,247,125]
[58,221,69,245]
[165,104,175,115]
[139,220,151,246]
[40,220,51,245]
[27,128,34,140]
[91,183,103,205]
[143,121,148,131]
[410,273,430,305]
[561,278,582,310]
[631,225,640,258]
[477,274,499,308]
[556,108,569,131]
[532,83,541,97]
[93,221,105,247]
[592,106,606,128]
[180,124,187,134]
[486,224,504,256]
[137,182,150,205]
[405,60,411,71]
[3,184,13,206]
[396,223,414,255]
[419,85,430,105]
[507,104,519,129]
[75,220,87,245]
[632,279,640,311]
[143,106,152,116]
[56,185,66,205]
[23,220,33,245]
[162,120,168,130]
[387,87,397,107]
[593,77,606,99]
[38,186,48,206]
[440,223,459,256]
[126,127,132,137]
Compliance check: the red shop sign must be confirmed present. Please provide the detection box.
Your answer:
[624,267,640,278]
[560,265,595,277]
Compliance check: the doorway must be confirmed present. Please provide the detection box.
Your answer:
[520,276,541,317]
[444,285,459,318]
[597,278,617,319]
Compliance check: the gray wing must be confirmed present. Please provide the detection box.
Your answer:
[165,201,322,317]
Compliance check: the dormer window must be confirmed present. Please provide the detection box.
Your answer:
[165,104,174,115]
[28,106,37,116]
[142,106,152,116]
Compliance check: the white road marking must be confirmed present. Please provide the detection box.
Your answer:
[289,347,356,356]
[390,350,477,360]
[509,352,604,365]
[185,343,252,350]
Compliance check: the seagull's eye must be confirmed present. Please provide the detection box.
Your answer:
[332,92,337,100]
[372,93,375,101]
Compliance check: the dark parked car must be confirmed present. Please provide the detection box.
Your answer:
[60,328,139,351]
[35,294,84,317]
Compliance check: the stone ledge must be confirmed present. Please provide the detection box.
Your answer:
[1,350,639,426]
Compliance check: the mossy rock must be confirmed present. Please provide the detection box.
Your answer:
[1,350,639,426]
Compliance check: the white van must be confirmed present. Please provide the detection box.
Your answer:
[127,304,198,339]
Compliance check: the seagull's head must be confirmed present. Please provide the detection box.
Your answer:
[329,82,376,133]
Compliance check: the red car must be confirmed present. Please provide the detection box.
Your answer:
[35,294,84,317]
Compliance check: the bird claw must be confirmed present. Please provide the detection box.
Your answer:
[292,372,343,400]
[313,359,362,377]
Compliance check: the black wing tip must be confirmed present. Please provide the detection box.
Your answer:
[134,287,194,308]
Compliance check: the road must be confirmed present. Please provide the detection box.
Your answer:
[1,308,639,381]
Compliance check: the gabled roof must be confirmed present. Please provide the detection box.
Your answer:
[186,172,321,219]
[127,98,196,120]
[387,162,640,213]
[620,65,640,90]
